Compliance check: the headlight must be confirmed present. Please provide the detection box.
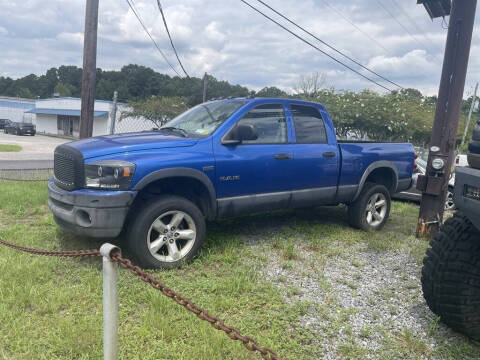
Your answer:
[431,158,445,170]
[85,160,135,190]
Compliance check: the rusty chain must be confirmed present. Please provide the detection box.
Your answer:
[111,253,283,360]
[0,238,283,360]
[0,238,100,257]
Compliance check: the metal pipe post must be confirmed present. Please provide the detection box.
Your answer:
[100,243,120,360]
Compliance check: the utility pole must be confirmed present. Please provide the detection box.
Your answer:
[79,0,100,139]
[109,91,118,135]
[461,82,478,147]
[416,0,477,237]
[202,72,208,102]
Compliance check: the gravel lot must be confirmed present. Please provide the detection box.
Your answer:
[0,132,69,161]
[222,202,480,359]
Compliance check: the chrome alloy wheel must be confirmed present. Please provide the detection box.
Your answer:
[444,190,455,211]
[365,193,387,227]
[147,210,196,262]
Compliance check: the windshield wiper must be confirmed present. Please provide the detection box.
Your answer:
[158,127,188,137]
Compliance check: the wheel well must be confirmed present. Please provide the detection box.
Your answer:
[132,177,215,219]
[365,167,396,194]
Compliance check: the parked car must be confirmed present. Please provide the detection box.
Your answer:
[4,122,36,136]
[393,157,456,210]
[421,117,480,341]
[48,98,414,268]
[0,119,11,129]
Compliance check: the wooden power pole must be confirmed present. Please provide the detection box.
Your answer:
[79,0,100,139]
[416,0,477,237]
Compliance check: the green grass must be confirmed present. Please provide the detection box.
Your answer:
[0,181,479,359]
[0,144,22,152]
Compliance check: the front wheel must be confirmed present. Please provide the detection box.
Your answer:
[421,212,480,341]
[348,183,391,231]
[126,195,206,269]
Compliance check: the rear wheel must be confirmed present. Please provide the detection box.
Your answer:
[126,195,206,268]
[348,183,391,231]
[421,212,480,341]
[444,187,456,211]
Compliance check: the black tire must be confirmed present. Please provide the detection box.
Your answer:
[468,140,480,154]
[472,121,480,141]
[348,182,391,231]
[421,212,480,341]
[468,152,480,170]
[126,195,206,269]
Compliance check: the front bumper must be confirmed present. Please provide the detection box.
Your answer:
[48,180,137,238]
[454,166,480,230]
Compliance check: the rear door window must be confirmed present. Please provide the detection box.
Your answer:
[291,104,327,144]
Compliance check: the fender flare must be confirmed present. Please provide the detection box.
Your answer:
[352,161,398,202]
[133,167,217,218]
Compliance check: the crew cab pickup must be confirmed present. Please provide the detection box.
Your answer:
[48,98,414,268]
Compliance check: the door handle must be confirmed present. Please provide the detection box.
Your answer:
[274,153,291,160]
[322,152,336,158]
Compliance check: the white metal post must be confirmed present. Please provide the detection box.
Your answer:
[100,243,120,360]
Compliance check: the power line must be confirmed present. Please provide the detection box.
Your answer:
[124,0,181,77]
[156,0,189,77]
[390,0,424,35]
[239,0,394,92]
[320,0,391,54]
[254,0,403,89]
[374,0,430,50]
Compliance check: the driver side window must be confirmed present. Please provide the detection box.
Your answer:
[236,104,287,144]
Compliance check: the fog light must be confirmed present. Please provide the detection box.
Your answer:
[432,158,445,170]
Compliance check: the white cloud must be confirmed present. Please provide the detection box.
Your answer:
[0,0,478,96]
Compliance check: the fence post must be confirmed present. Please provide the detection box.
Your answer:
[100,243,120,360]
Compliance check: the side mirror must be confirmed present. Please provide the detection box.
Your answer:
[223,123,258,145]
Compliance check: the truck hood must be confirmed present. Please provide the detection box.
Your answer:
[67,132,198,159]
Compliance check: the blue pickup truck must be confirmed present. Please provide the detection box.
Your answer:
[48,98,414,268]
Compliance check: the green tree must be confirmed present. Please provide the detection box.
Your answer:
[54,82,76,97]
[121,96,189,128]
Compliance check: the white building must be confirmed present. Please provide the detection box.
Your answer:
[0,96,35,123]
[25,97,152,138]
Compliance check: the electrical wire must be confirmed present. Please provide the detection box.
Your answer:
[254,0,403,89]
[156,0,189,77]
[320,0,391,54]
[391,0,424,35]
[124,0,182,77]
[239,0,394,92]
[375,0,430,50]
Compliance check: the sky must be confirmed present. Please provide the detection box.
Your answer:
[0,0,479,96]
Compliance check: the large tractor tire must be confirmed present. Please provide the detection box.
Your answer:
[421,212,480,341]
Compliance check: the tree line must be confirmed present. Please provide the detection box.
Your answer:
[0,64,251,105]
[1,66,477,148]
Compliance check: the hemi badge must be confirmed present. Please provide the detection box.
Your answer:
[203,166,214,172]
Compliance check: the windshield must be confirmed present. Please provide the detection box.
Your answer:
[160,101,246,137]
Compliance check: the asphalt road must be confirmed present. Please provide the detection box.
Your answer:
[0,160,53,170]
[0,132,69,169]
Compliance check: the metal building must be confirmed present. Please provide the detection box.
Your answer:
[0,96,35,123]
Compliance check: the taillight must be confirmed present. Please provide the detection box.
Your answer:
[414,153,419,159]
[414,153,418,169]
[456,156,459,164]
